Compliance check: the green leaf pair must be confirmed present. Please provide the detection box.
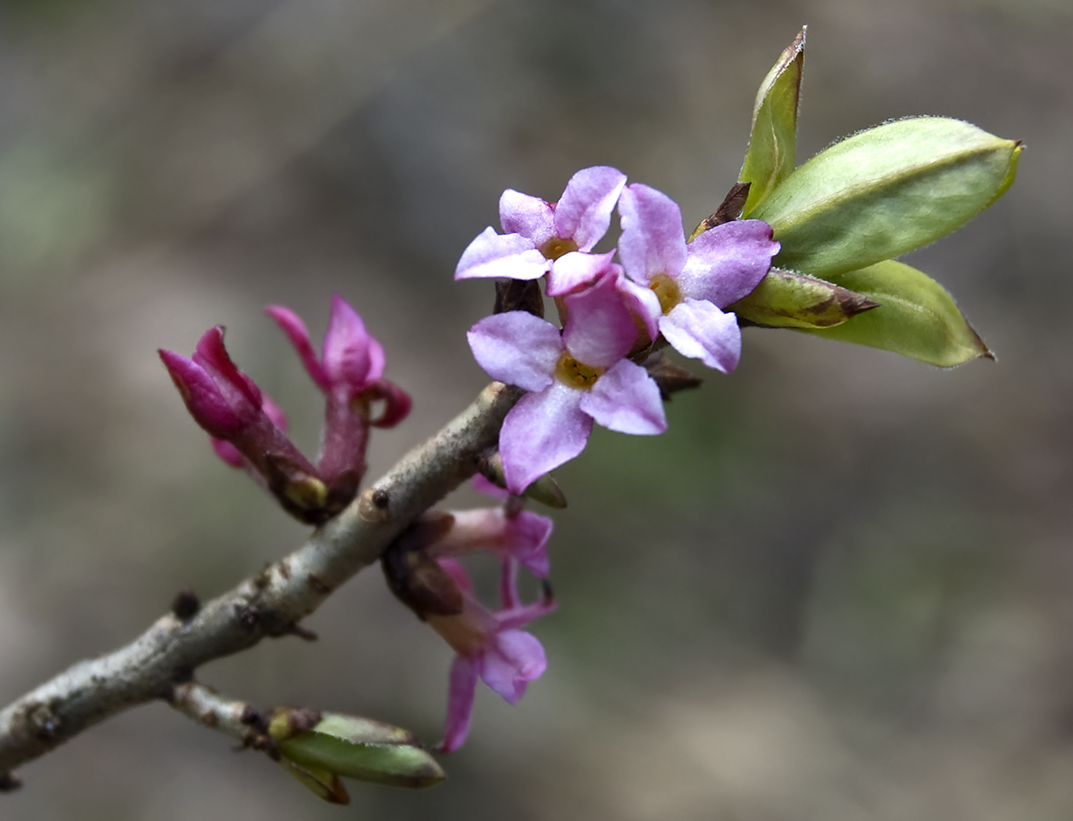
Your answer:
[726,28,1021,367]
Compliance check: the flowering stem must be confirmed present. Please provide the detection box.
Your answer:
[0,382,522,786]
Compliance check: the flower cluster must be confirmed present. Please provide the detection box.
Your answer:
[382,478,556,752]
[160,295,410,524]
[457,166,779,494]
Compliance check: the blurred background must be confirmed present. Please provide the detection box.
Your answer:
[0,0,1069,818]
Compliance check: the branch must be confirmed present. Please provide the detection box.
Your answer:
[0,382,521,787]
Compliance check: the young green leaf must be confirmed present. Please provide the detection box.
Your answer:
[800,260,992,367]
[730,268,878,329]
[753,117,1022,278]
[739,29,806,217]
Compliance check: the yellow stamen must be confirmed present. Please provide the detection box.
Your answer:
[649,273,681,315]
[539,237,579,261]
[555,352,603,390]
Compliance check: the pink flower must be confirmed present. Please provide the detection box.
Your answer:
[266,295,411,492]
[160,327,317,487]
[468,274,666,493]
[455,166,627,296]
[617,183,779,372]
[427,558,556,753]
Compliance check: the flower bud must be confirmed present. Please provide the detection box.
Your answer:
[729,268,878,329]
[269,710,446,800]
[478,451,567,509]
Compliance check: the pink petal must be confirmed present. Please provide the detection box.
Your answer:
[192,326,262,411]
[617,183,688,284]
[260,394,289,431]
[159,349,244,436]
[322,295,378,389]
[366,379,412,429]
[479,629,547,705]
[678,220,779,307]
[506,511,553,577]
[562,274,637,368]
[545,250,617,297]
[467,312,561,391]
[499,189,556,245]
[265,306,330,392]
[615,275,662,342]
[210,438,245,468]
[580,359,667,435]
[455,227,550,281]
[437,557,476,595]
[472,473,510,500]
[500,383,592,494]
[660,298,743,373]
[441,655,479,753]
[553,166,627,251]
[495,593,558,632]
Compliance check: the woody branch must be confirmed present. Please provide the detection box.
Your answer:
[0,382,520,785]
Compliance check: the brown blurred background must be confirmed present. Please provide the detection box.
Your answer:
[0,0,1068,818]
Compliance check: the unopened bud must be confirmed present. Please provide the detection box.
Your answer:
[270,711,446,797]
[730,268,878,329]
[478,452,567,509]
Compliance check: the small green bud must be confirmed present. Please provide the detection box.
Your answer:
[739,28,806,217]
[800,259,992,367]
[753,117,1022,278]
[730,268,878,329]
[271,711,446,795]
[479,451,567,509]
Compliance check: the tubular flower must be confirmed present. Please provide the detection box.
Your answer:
[266,295,411,499]
[455,166,627,296]
[617,183,779,372]
[159,327,324,519]
[427,558,556,753]
[382,497,556,752]
[468,274,667,494]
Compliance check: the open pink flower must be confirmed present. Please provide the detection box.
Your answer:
[455,166,627,296]
[468,274,666,493]
[427,558,556,753]
[617,183,779,372]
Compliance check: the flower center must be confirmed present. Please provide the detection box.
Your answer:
[539,237,579,261]
[555,352,603,390]
[649,273,681,315]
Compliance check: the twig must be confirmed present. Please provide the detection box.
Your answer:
[168,681,260,748]
[0,382,521,787]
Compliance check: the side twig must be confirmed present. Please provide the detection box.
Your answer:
[0,382,521,787]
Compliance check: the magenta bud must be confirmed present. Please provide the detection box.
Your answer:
[159,347,250,438]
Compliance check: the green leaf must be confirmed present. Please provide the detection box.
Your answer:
[278,713,446,790]
[739,29,806,217]
[730,268,878,329]
[801,260,992,367]
[752,117,1022,278]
